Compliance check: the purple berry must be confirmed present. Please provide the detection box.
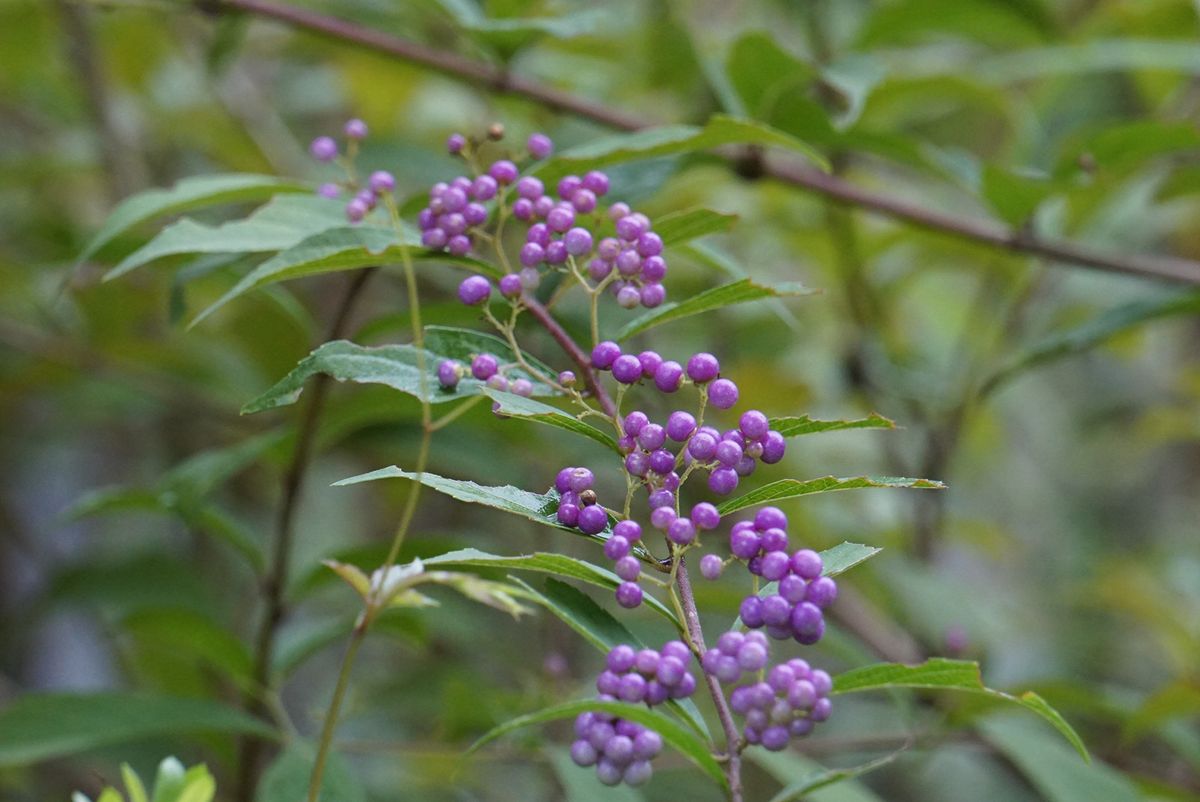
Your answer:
[446,133,466,154]
[654,361,684,393]
[624,451,649,477]
[811,668,833,696]
[558,370,576,386]
[568,467,595,493]
[516,176,544,200]
[636,232,663,257]
[499,274,523,298]
[698,554,723,580]
[608,202,631,220]
[464,202,488,226]
[512,198,534,220]
[761,551,791,581]
[471,174,498,200]
[760,527,788,552]
[730,527,760,560]
[739,595,765,628]
[650,506,676,530]
[637,423,666,451]
[616,216,645,242]
[739,410,770,439]
[791,549,822,580]
[667,517,696,545]
[345,198,368,223]
[715,439,744,467]
[806,576,838,608]
[310,136,337,161]
[641,255,667,282]
[489,160,518,183]
[578,504,608,535]
[708,378,739,409]
[761,431,787,463]
[636,351,663,379]
[666,411,696,442]
[648,450,675,475]
[458,275,491,305]
[447,235,471,256]
[686,353,720,383]
[511,378,533,397]
[546,205,575,232]
[779,574,807,604]
[640,284,666,308]
[737,641,768,671]
[791,602,823,637]
[571,739,598,767]
[527,132,553,159]
[535,196,555,217]
[617,673,647,703]
[471,353,498,380]
[691,502,720,530]
[557,175,582,199]
[615,250,641,277]
[614,555,640,581]
[615,285,639,309]
[564,227,593,256]
[592,341,621,370]
[761,594,792,627]
[708,467,739,495]
[687,432,718,461]
[557,502,580,526]
[317,182,340,199]
[811,697,832,722]
[755,507,788,531]
[623,411,648,436]
[572,189,597,213]
[616,581,643,609]
[612,354,643,384]
[614,520,642,542]
[368,170,395,194]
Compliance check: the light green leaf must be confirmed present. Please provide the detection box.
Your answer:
[717,476,945,516]
[680,243,801,334]
[172,767,215,802]
[104,195,346,280]
[747,750,887,802]
[79,174,310,264]
[981,165,1055,226]
[432,572,533,618]
[484,389,618,452]
[652,208,739,246]
[257,742,366,802]
[121,765,149,802]
[769,413,896,437]
[0,694,276,767]
[981,716,1135,802]
[833,658,1088,760]
[983,290,1200,395]
[151,758,186,802]
[536,114,828,182]
[616,278,815,340]
[468,698,725,788]
[725,32,835,144]
[765,748,906,802]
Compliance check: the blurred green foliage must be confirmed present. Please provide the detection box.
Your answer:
[2,0,1199,800]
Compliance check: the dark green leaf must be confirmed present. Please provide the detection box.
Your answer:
[833,658,1088,760]
[653,207,739,246]
[0,693,276,767]
[485,389,618,451]
[510,577,645,653]
[769,413,896,437]
[717,476,946,516]
[468,698,725,788]
[79,174,310,264]
[981,717,1135,802]
[616,278,815,340]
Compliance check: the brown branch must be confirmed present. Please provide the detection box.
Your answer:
[522,296,615,417]
[200,0,1200,286]
[235,267,377,802]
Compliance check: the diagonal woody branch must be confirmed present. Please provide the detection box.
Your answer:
[201,0,1200,285]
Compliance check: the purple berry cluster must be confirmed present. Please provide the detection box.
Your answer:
[417,172,495,257]
[570,712,661,787]
[700,630,769,685]
[595,642,697,706]
[308,119,401,224]
[731,508,838,644]
[729,658,833,749]
[435,354,534,399]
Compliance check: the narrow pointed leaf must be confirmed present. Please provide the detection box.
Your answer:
[980,717,1134,802]
[769,413,896,437]
[79,174,310,264]
[652,207,739,246]
[120,765,149,802]
[616,278,815,340]
[468,698,725,788]
[765,748,907,802]
[833,658,1088,760]
[484,389,618,451]
[718,476,945,516]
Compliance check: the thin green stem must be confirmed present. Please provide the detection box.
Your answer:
[305,623,366,802]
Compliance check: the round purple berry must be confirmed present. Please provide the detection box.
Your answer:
[667,517,696,545]
[499,273,523,298]
[624,451,649,478]
[489,160,518,183]
[557,502,580,526]
[471,353,498,380]
[761,551,791,581]
[317,182,340,199]
[708,378,739,409]
[578,504,608,535]
[436,359,460,389]
[546,205,575,232]
[592,341,621,370]
[755,507,788,531]
[791,549,823,580]
[806,576,838,608]
[345,198,368,223]
[527,132,553,159]
[512,198,534,220]
[614,555,640,582]
[648,449,675,475]
[636,232,663,257]
[558,370,576,386]
[739,410,770,439]
[420,226,446,249]
[612,355,642,384]
[641,255,667,282]
[310,136,337,162]
[686,353,719,383]
[654,361,684,393]
[687,432,718,461]
[572,189,597,213]
[691,502,720,530]
[637,423,666,451]
[666,411,696,442]
[739,595,765,628]
[640,284,666,308]
[699,554,723,580]
[458,275,491,305]
[650,506,676,530]
[564,227,593,256]
[761,431,787,463]
[623,410,648,436]
[730,526,761,560]
[708,467,739,495]
[557,175,582,199]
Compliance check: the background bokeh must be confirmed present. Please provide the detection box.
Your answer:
[1,1,1198,800]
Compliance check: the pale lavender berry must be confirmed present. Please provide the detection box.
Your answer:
[436,359,460,389]
[608,202,631,220]
[557,175,582,199]
[700,554,723,580]
[761,551,791,581]
[511,378,533,397]
[345,198,368,223]
[637,423,666,451]
[572,189,597,213]
[667,517,696,545]
[564,227,593,256]
[811,697,832,722]
[514,176,541,200]
[618,673,647,703]
[592,341,621,370]
[534,196,555,217]
[755,507,788,531]
[558,370,576,386]
[512,198,534,220]
[489,159,518,183]
[441,212,467,236]
[464,203,488,226]
[545,241,568,264]
[666,411,696,442]
[715,440,743,467]
[739,595,765,628]
[687,432,717,461]
[607,644,636,672]
[662,641,691,663]
[691,502,720,530]
[519,267,540,289]
[446,132,465,154]
[443,187,468,213]
[640,284,666,308]
[686,352,720,383]
[451,175,472,191]
[596,758,622,786]
[499,274,522,298]
[806,576,838,608]
[367,170,394,194]
[547,205,575,232]
[624,451,649,477]
[636,232,663,257]
[740,410,770,440]
[471,174,498,200]
[672,672,697,698]
[614,555,640,581]
[635,649,659,675]
[708,467,739,495]
[624,760,652,786]
[648,449,675,475]
[708,378,739,409]
[616,285,641,309]
[596,670,621,695]
[761,431,787,464]
[637,351,663,378]
[597,237,620,260]
[650,506,676,530]
[788,680,816,709]
[738,641,768,671]
[623,410,648,436]
[578,504,608,535]
[317,182,340,199]
[582,170,610,195]
[527,132,553,159]
[310,135,337,161]
[656,656,687,687]
[471,354,498,380]
[654,361,684,393]
[615,249,641,277]
[571,739,598,767]
[730,526,761,559]
[519,243,545,267]
[526,222,551,247]
[614,520,642,542]
[811,669,833,696]
[616,216,645,242]
[447,235,471,256]
[486,374,508,392]
[641,255,667,282]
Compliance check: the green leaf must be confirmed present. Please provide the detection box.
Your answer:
[484,389,618,451]
[151,757,186,802]
[468,698,725,788]
[983,290,1200,395]
[241,334,556,414]
[424,548,678,626]
[436,0,613,54]
[121,765,149,802]
[616,278,816,340]
[765,748,906,802]
[652,207,740,246]
[746,750,887,802]
[257,742,366,802]
[725,32,835,143]
[511,577,642,653]
[769,413,896,437]
[717,476,946,516]
[980,716,1136,802]
[536,114,828,182]
[832,658,1088,760]
[104,195,346,280]
[0,693,276,767]
[171,767,215,802]
[549,750,645,802]
[981,165,1055,227]
[79,174,310,264]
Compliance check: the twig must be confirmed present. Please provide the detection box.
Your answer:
[200,0,1200,286]
[522,296,615,417]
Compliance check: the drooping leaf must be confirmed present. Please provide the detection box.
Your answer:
[484,389,618,451]
[0,693,276,767]
[769,413,896,437]
[981,716,1135,802]
[762,748,906,802]
[509,577,643,654]
[746,750,887,802]
[468,698,725,788]
[983,290,1200,395]
[981,164,1056,227]
[616,278,816,340]
[535,114,828,182]
[104,195,347,280]
[652,207,739,246]
[257,742,366,802]
[717,476,945,515]
[79,174,310,264]
[832,658,1088,760]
